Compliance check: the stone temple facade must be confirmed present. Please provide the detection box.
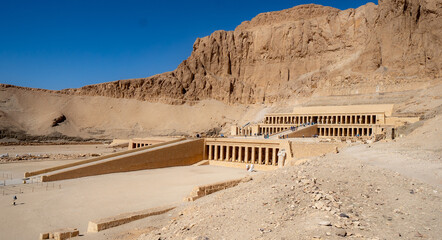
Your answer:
[231,104,419,139]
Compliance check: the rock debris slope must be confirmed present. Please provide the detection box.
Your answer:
[58,0,441,104]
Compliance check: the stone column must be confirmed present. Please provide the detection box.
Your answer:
[208,145,213,160]
[232,146,236,162]
[258,147,263,165]
[244,146,249,163]
[265,148,270,165]
[226,145,230,161]
[272,148,277,166]
[238,146,243,163]
[220,145,224,161]
[214,145,218,160]
[251,147,256,164]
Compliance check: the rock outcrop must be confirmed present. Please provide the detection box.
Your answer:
[56,0,442,104]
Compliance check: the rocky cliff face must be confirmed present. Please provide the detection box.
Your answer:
[60,0,442,104]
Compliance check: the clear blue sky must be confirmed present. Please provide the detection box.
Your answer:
[0,0,376,90]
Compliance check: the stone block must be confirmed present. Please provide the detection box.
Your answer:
[40,232,49,240]
[88,206,175,232]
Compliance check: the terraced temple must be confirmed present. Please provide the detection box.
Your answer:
[232,104,419,139]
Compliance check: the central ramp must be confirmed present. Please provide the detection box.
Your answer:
[40,139,204,182]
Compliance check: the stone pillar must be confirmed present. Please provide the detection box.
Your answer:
[272,148,277,166]
[238,146,243,163]
[244,146,249,163]
[220,145,224,161]
[226,145,230,161]
[258,147,263,165]
[251,147,256,164]
[232,146,236,162]
[208,145,213,160]
[265,148,270,165]
[277,149,286,167]
[214,145,218,160]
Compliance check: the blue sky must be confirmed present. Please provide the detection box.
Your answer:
[0,0,376,90]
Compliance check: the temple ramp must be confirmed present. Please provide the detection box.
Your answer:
[286,125,318,138]
[40,139,204,182]
[25,138,186,178]
[269,125,318,139]
[270,125,318,139]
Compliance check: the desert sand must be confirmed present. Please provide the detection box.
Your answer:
[0,157,249,240]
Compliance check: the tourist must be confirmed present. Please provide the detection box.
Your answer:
[12,195,17,206]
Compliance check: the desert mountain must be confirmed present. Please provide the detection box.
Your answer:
[1,0,441,140]
[51,0,442,104]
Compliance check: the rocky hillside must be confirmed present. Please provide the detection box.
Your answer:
[48,0,440,105]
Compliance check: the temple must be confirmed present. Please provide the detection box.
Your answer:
[231,104,418,139]
[30,104,420,182]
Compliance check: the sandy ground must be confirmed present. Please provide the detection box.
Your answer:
[0,161,249,240]
[136,147,441,240]
[130,112,441,240]
[0,143,126,165]
[0,144,115,156]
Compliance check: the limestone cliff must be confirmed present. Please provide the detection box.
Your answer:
[59,0,442,104]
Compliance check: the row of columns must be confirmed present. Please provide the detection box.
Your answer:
[265,116,312,125]
[236,127,253,136]
[264,114,379,125]
[132,143,151,149]
[319,127,373,137]
[206,144,280,166]
[260,126,290,135]
[318,115,377,125]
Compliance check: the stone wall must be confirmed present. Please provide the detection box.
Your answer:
[185,177,252,201]
[41,139,204,182]
[290,141,345,159]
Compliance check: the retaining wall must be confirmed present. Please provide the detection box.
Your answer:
[87,206,175,232]
[25,138,185,178]
[185,177,252,201]
[41,139,204,182]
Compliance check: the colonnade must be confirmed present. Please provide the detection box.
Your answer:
[264,114,379,125]
[319,127,373,137]
[132,143,152,149]
[264,115,312,125]
[259,126,290,135]
[235,127,253,136]
[206,144,280,166]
